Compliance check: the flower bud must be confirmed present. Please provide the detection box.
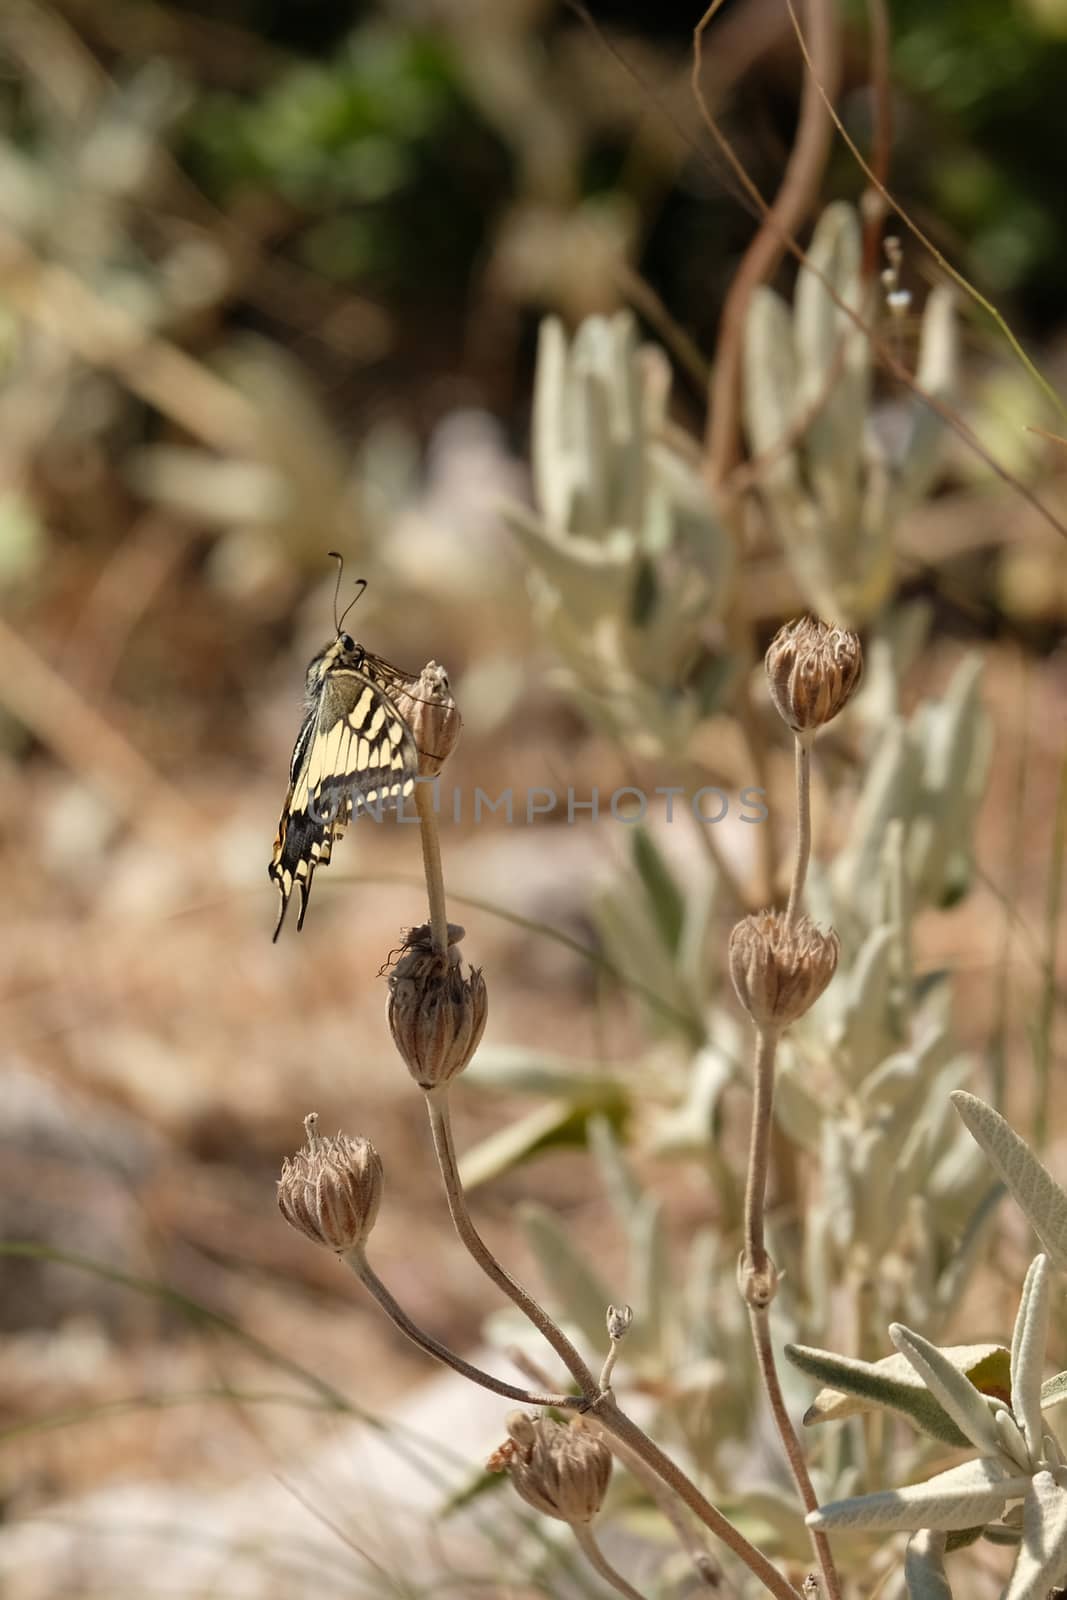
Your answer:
[729,911,839,1029]
[765,616,862,733]
[393,662,461,778]
[490,1413,612,1525]
[277,1114,383,1252]
[386,922,487,1090]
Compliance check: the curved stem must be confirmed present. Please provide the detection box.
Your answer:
[343,1247,584,1412]
[739,1022,843,1600]
[510,1348,724,1595]
[742,1025,780,1280]
[593,1397,802,1600]
[701,0,841,490]
[749,1303,842,1600]
[785,733,813,926]
[414,778,450,954]
[426,1091,600,1396]
[571,1523,648,1600]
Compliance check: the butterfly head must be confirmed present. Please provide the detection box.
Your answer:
[304,631,366,699]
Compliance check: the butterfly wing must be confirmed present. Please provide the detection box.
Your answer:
[269,659,419,939]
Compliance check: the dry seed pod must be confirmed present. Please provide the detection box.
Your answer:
[277,1115,383,1252]
[729,911,839,1029]
[387,922,487,1089]
[494,1412,612,1525]
[765,616,863,733]
[393,661,461,778]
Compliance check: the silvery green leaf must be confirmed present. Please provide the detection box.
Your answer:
[743,285,801,485]
[505,503,634,624]
[835,925,898,1078]
[881,818,913,1024]
[905,1530,953,1600]
[892,286,958,514]
[466,1048,626,1101]
[1011,1255,1051,1462]
[531,317,571,531]
[518,1202,615,1353]
[649,1046,735,1158]
[909,656,986,905]
[1041,1371,1067,1412]
[795,202,867,535]
[890,1324,1003,1457]
[571,344,614,537]
[788,1342,1008,1445]
[996,1407,1034,1473]
[951,1093,1067,1271]
[820,1118,856,1253]
[933,1181,1004,1321]
[1003,1471,1067,1599]
[807,1457,1030,1534]
[859,1050,922,1111]
[833,720,920,924]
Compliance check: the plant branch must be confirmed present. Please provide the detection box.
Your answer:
[592,1395,803,1600]
[425,1090,600,1396]
[786,733,813,925]
[415,779,450,955]
[740,1021,843,1600]
[701,0,841,491]
[572,1523,649,1600]
[748,1302,842,1599]
[343,1247,584,1411]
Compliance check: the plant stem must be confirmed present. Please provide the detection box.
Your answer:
[430,1092,800,1599]
[511,1348,724,1595]
[342,1247,584,1411]
[743,1026,780,1284]
[415,777,450,954]
[748,1302,842,1600]
[426,1090,600,1396]
[592,1396,803,1600]
[740,1022,843,1600]
[571,1523,648,1600]
[785,732,813,926]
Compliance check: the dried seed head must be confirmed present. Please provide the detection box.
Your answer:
[277,1114,383,1253]
[765,617,863,733]
[492,1412,612,1525]
[606,1304,634,1342]
[729,911,839,1029]
[386,922,487,1090]
[393,662,462,778]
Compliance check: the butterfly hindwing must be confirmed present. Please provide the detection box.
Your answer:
[270,652,418,939]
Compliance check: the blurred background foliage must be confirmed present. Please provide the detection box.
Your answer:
[1,0,1065,1594]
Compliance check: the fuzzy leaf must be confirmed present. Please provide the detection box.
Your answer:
[905,1530,953,1600]
[1004,1472,1067,1599]
[1011,1255,1050,1462]
[808,1457,1030,1534]
[951,1093,1067,1270]
[890,1324,1003,1457]
[1042,1371,1067,1411]
[788,1341,1007,1446]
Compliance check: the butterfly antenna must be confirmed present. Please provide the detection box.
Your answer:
[327,551,369,634]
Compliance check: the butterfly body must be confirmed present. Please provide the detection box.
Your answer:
[270,629,419,939]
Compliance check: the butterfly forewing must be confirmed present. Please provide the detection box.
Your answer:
[270,648,419,939]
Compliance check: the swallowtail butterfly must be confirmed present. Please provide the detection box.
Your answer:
[269,559,419,939]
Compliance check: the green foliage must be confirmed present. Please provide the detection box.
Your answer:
[185,24,507,287]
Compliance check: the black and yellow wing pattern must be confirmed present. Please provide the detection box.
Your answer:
[269,633,419,939]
